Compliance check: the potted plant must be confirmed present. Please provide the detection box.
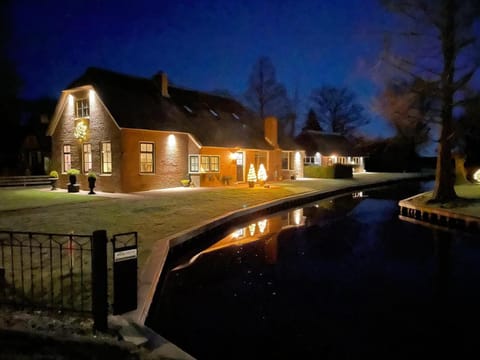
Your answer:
[66,169,80,193]
[180,179,190,187]
[67,168,80,185]
[49,170,58,190]
[87,172,97,194]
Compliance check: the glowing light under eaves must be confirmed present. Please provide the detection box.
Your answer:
[167,134,176,147]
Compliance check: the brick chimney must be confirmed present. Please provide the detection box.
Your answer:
[264,116,278,148]
[154,71,170,98]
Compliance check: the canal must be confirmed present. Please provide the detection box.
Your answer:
[147,180,479,359]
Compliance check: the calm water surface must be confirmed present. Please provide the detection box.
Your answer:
[147,181,479,359]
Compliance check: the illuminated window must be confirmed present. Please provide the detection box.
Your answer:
[189,155,199,173]
[101,142,112,174]
[190,155,220,172]
[82,143,92,173]
[75,98,89,118]
[210,156,219,172]
[140,142,154,173]
[200,155,220,172]
[63,144,71,172]
[282,151,294,170]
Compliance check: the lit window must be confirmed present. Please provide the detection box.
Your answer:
[189,155,199,173]
[210,156,219,172]
[75,98,89,118]
[101,142,112,174]
[140,142,154,173]
[197,155,220,172]
[282,151,294,170]
[83,143,92,173]
[63,144,71,172]
[201,156,210,171]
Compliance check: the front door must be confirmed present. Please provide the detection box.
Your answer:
[236,152,244,182]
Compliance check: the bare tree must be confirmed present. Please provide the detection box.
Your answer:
[310,86,368,137]
[302,108,323,132]
[244,56,292,123]
[373,78,434,153]
[380,0,480,202]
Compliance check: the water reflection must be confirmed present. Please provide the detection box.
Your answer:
[147,181,478,359]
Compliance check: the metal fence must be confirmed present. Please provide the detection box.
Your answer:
[0,231,99,313]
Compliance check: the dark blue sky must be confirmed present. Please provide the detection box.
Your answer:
[8,0,395,136]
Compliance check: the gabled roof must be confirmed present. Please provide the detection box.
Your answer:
[59,67,272,150]
[295,130,360,156]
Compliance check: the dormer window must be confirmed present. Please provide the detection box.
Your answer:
[75,98,89,118]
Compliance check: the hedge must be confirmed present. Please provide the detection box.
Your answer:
[304,164,353,179]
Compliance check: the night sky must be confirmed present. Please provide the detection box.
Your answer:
[8,0,398,136]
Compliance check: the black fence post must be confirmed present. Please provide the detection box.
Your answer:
[91,230,108,332]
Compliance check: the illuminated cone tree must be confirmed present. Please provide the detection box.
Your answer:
[247,164,257,188]
[257,163,267,186]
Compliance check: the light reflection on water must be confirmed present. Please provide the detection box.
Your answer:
[147,180,479,359]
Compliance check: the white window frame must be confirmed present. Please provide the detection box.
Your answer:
[75,98,90,118]
[282,151,294,170]
[83,143,92,173]
[189,155,200,173]
[189,154,220,173]
[63,144,72,173]
[101,141,112,174]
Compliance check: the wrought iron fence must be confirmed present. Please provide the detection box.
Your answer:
[0,231,96,313]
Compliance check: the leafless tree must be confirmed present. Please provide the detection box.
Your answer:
[373,78,435,153]
[244,56,292,123]
[380,0,480,202]
[310,86,368,137]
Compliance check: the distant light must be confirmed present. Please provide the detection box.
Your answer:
[473,169,480,182]
[89,89,95,98]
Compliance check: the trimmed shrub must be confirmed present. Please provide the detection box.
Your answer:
[304,164,353,179]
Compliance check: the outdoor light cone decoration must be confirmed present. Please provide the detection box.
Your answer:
[247,164,257,188]
[257,163,267,186]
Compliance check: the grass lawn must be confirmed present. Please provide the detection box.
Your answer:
[403,183,480,218]
[0,172,463,268]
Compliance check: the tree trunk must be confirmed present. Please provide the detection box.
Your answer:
[432,0,457,203]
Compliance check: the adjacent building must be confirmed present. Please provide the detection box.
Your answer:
[47,67,304,192]
[296,130,365,173]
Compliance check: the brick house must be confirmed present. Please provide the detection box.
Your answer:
[296,130,365,173]
[47,67,304,192]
